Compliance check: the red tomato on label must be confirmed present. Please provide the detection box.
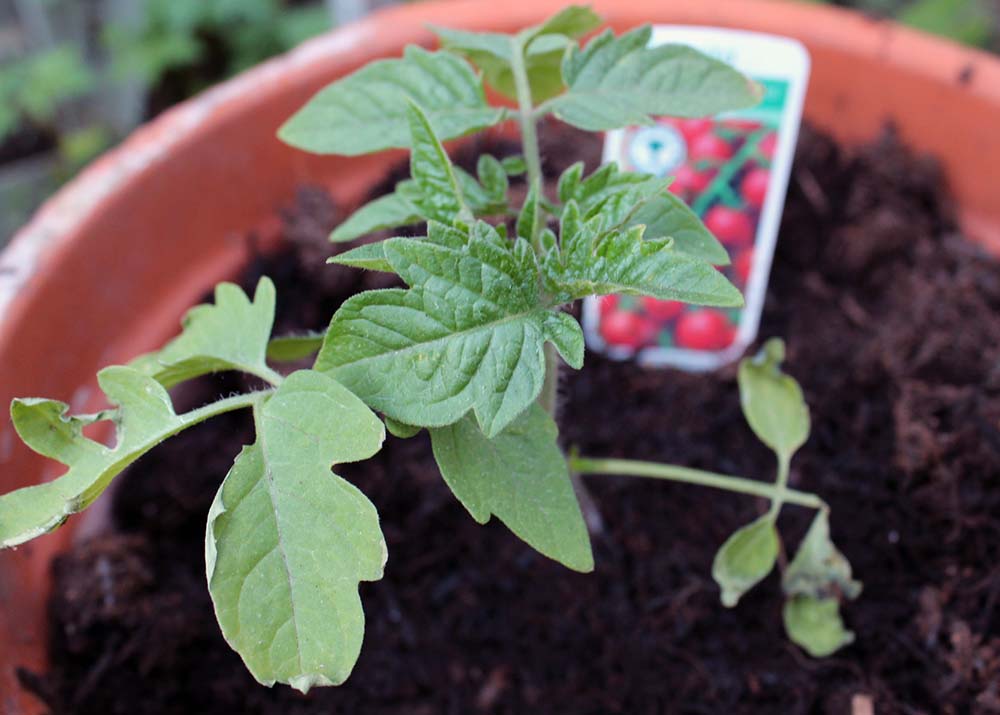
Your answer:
[601,311,658,349]
[641,297,685,321]
[705,206,754,248]
[598,294,619,316]
[758,132,777,160]
[740,167,770,210]
[669,164,714,196]
[688,132,733,162]
[734,249,754,286]
[721,118,761,132]
[677,118,713,144]
[675,310,735,351]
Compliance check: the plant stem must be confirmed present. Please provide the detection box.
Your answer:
[250,366,285,387]
[767,453,791,518]
[540,343,560,415]
[183,390,272,424]
[570,456,826,511]
[510,36,561,421]
[509,39,543,213]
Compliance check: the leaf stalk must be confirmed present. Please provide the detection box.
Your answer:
[570,456,826,511]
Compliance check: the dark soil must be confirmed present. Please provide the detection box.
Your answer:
[22,121,1000,714]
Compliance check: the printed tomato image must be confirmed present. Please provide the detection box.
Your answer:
[606,114,780,358]
[705,206,754,248]
[675,118,712,144]
[675,310,736,351]
[688,132,733,162]
[669,165,714,197]
[758,131,777,160]
[640,297,684,321]
[740,167,770,210]
[734,249,754,287]
[600,311,658,349]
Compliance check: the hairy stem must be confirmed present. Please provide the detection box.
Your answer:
[510,39,543,221]
[510,35,562,422]
[570,456,826,511]
[539,343,560,415]
[184,390,273,423]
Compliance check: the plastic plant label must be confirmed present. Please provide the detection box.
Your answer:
[583,27,810,371]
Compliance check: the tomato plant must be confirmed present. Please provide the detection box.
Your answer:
[0,6,858,692]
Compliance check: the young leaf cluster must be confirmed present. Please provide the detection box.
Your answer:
[713,339,862,657]
[0,5,854,694]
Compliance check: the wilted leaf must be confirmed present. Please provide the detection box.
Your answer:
[783,595,855,657]
[712,513,780,607]
[738,338,810,461]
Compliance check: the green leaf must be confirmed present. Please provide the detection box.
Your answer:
[384,416,421,439]
[784,510,862,601]
[0,368,257,548]
[544,203,743,306]
[279,46,504,155]
[266,332,325,362]
[429,403,592,571]
[330,158,506,245]
[517,179,541,240]
[738,338,810,461]
[454,167,507,216]
[406,103,471,224]
[783,595,855,657]
[477,154,509,203]
[330,193,422,243]
[546,26,761,132]
[712,513,780,607]
[629,193,731,265]
[131,277,277,388]
[559,162,668,229]
[328,242,395,273]
[501,155,527,176]
[900,0,992,48]
[315,221,580,438]
[523,5,602,42]
[433,6,600,103]
[206,370,386,692]
[557,162,584,203]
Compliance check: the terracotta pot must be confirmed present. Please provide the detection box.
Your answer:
[1,0,998,710]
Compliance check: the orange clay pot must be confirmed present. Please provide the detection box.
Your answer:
[1,1,999,710]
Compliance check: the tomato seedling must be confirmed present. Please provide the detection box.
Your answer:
[0,6,859,691]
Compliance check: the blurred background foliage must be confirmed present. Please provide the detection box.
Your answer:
[0,0,996,244]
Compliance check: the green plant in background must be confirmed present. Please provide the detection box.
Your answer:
[799,0,997,48]
[0,6,860,691]
[0,46,95,145]
[105,0,330,93]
